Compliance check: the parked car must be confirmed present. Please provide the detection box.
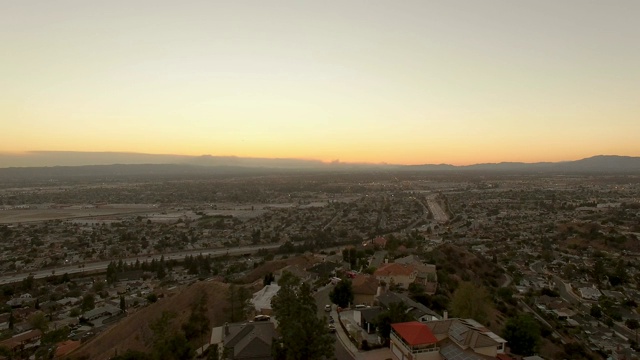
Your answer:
[328,324,336,333]
[325,304,331,312]
[254,315,270,322]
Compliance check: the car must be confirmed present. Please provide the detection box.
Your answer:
[329,317,335,324]
[324,304,331,312]
[328,324,336,333]
[254,315,271,322]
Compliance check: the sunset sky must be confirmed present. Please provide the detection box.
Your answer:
[1,1,638,166]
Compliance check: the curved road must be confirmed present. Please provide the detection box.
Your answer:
[0,243,282,285]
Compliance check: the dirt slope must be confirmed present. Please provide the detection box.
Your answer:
[72,281,230,360]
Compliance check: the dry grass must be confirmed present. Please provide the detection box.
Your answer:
[239,254,320,284]
[71,255,321,359]
[71,281,231,360]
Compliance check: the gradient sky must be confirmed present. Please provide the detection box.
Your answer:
[1,1,639,165]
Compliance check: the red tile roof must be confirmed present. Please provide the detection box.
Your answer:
[373,237,387,247]
[391,321,437,346]
[351,274,378,295]
[374,263,416,277]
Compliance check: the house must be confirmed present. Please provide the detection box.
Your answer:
[579,287,602,301]
[377,292,440,323]
[394,255,438,294]
[276,265,314,284]
[307,261,340,279]
[426,318,507,358]
[211,321,276,360]
[373,236,388,249]
[611,346,638,360]
[0,329,42,353]
[351,275,379,306]
[81,304,122,321]
[354,307,383,334]
[251,284,280,315]
[369,251,388,268]
[6,293,36,307]
[374,263,418,289]
[390,321,439,360]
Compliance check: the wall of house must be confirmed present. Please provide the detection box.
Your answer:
[390,333,441,360]
[415,351,442,360]
[354,311,362,326]
[354,293,375,306]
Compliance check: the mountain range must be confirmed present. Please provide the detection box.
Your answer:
[0,152,639,179]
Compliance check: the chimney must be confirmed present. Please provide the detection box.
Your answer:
[443,311,448,320]
[224,322,229,335]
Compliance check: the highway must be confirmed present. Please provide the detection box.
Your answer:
[425,194,449,223]
[0,243,282,285]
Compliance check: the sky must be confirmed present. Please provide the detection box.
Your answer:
[1,1,639,166]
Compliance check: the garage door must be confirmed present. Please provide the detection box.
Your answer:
[391,341,404,360]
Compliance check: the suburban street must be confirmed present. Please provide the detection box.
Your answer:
[553,275,581,305]
[314,284,354,360]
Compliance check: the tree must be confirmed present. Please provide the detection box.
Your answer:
[626,318,639,343]
[496,287,515,305]
[28,312,49,332]
[590,304,602,319]
[106,261,118,284]
[226,285,251,323]
[329,279,354,308]
[271,271,333,360]
[207,344,219,360]
[156,264,167,280]
[263,272,275,286]
[450,282,491,324]
[373,302,412,345]
[161,333,194,360]
[147,310,194,360]
[81,294,95,312]
[149,311,176,348]
[22,275,35,291]
[502,314,540,356]
[120,296,126,312]
[182,293,210,342]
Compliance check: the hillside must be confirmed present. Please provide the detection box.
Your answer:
[240,254,321,284]
[425,243,505,292]
[71,255,319,359]
[71,281,231,360]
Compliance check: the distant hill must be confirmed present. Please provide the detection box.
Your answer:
[1,152,639,178]
[460,155,640,173]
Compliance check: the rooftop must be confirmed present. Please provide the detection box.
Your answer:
[391,321,438,346]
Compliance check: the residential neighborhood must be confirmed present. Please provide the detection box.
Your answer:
[0,171,639,359]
